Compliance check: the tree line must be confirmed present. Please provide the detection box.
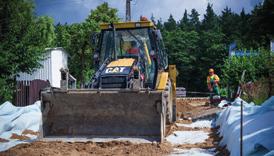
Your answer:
[158,1,273,93]
[0,0,273,103]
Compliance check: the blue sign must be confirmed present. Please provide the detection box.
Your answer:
[229,50,258,57]
[229,42,258,57]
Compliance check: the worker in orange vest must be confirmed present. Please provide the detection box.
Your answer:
[207,68,220,96]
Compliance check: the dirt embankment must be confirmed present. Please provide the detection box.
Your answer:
[176,98,220,120]
[0,141,173,156]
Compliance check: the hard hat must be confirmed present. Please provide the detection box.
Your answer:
[209,68,214,72]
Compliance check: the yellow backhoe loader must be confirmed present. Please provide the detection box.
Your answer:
[40,19,176,142]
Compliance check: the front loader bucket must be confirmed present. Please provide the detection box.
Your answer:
[40,88,167,142]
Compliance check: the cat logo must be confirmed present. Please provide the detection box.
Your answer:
[105,67,126,73]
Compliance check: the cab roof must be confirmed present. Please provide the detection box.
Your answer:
[100,21,155,30]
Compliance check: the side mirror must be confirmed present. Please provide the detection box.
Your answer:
[156,30,163,39]
[163,48,168,69]
[93,52,99,60]
[93,52,100,64]
[91,32,99,46]
[93,52,100,70]
[153,30,163,40]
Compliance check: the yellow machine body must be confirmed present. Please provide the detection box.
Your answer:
[40,20,176,142]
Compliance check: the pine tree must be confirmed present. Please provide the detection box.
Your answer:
[156,19,164,30]
[202,3,219,31]
[164,14,177,31]
[189,9,200,31]
[220,6,240,44]
[249,0,274,47]
[179,10,189,31]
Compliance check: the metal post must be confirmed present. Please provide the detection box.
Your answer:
[126,0,132,21]
[240,100,243,156]
[236,70,246,97]
[111,23,117,60]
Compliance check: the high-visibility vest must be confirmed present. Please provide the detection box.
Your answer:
[207,74,220,85]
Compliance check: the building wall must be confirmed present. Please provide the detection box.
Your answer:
[16,53,52,83]
[50,49,68,87]
[16,48,68,88]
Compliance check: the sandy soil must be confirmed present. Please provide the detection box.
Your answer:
[176,98,209,119]
[10,133,30,141]
[0,141,173,156]
[176,98,220,120]
[22,130,39,136]
[1,98,228,156]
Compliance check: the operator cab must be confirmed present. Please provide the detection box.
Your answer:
[93,20,168,89]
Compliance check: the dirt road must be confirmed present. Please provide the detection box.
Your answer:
[1,98,227,156]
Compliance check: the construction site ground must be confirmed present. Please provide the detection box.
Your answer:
[0,98,227,156]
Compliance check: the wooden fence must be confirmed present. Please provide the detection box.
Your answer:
[16,79,49,106]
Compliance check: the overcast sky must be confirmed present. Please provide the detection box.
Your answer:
[35,0,263,24]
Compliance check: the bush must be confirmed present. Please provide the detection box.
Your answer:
[241,78,270,105]
[0,78,14,104]
[221,49,272,100]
